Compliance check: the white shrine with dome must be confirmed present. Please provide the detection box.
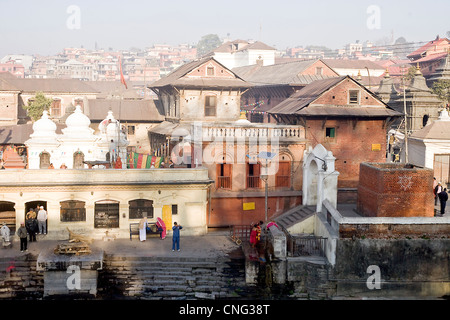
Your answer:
[25,106,129,169]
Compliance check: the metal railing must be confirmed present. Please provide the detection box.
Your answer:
[246,176,260,188]
[217,176,231,189]
[280,225,327,257]
[229,225,252,245]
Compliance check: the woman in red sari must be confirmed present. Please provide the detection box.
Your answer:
[250,224,258,248]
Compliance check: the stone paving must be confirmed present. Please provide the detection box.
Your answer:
[0,229,241,260]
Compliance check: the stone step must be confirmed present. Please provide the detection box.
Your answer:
[275,205,316,229]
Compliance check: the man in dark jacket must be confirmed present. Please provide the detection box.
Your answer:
[438,188,448,215]
[16,222,28,252]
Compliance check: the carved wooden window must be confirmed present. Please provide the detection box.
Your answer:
[60,200,86,222]
[94,200,119,228]
[129,199,153,219]
[51,98,61,117]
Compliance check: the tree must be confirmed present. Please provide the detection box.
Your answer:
[196,34,222,58]
[23,91,53,121]
[404,66,417,81]
[432,79,450,106]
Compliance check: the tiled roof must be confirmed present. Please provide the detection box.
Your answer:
[407,38,450,59]
[0,73,99,93]
[410,52,448,64]
[148,57,251,89]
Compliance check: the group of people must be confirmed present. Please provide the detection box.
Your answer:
[0,206,48,253]
[138,217,183,252]
[433,178,448,216]
[249,220,280,248]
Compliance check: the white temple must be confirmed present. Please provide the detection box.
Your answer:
[25,106,129,169]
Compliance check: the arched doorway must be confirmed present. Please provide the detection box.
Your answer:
[24,201,47,232]
[0,201,16,232]
[302,144,339,211]
[306,160,319,205]
[422,114,429,127]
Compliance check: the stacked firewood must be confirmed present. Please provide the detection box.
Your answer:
[53,228,93,255]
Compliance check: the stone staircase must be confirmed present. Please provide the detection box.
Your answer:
[0,255,43,299]
[97,252,259,300]
[274,205,316,230]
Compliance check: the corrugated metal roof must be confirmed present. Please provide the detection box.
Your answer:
[322,59,385,70]
[268,77,345,114]
[148,121,191,136]
[233,59,338,86]
[0,123,64,144]
[268,76,402,118]
[87,99,164,122]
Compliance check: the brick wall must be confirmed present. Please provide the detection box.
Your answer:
[357,163,435,217]
[313,77,385,106]
[306,119,387,188]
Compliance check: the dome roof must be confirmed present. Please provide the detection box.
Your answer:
[61,105,95,139]
[65,105,91,128]
[31,110,57,137]
[235,111,252,125]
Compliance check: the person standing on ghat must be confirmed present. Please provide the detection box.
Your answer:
[37,206,47,234]
[16,222,28,252]
[172,222,183,251]
[438,188,448,216]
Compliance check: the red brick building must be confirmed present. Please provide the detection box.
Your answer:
[269,76,402,201]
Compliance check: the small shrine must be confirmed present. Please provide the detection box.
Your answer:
[2,146,26,169]
[25,107,128,169]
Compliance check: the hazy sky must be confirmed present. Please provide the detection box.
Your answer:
[0,0,449,57]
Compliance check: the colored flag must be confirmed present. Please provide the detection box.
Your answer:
[154,157,163,168]
[141,154,148,169]
[118,56,127,89]
[136,153,144,168]
[145,155,152,168]
[133,152,139,168]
